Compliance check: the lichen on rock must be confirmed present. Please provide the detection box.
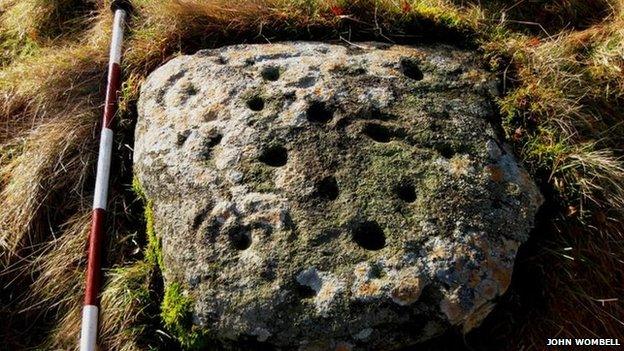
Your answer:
[134,42,543,350]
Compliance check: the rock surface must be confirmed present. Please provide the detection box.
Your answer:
[134,42,543,350]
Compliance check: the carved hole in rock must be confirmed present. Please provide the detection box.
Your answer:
[416,284,440,305]
[317,176,339,200]
[247,96,265,111]
[261,66,280,81]
[400,57,424,81]
[228,227,252,250]
[352,221,386,251]
[200,133,223,159]
[435,143,456,159]
[260,267,277,281]
[395,183,417,203]
[350,66,366,75]
[306,101,333,123]
[183,84,198,96]
[191,208,210,230]
[176,130,191,146]
[363,123,391,143]
[259,145,288,167]
[207,134,222,147]
[369,263,385,279]
[334,117,351,130]
[297,75,317,88]
[294,281,317,298]
[368,108,398,121]
[312,228,340,246]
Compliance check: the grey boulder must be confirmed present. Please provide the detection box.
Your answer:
[134,42,543,350]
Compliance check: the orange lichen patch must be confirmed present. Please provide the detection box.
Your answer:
[353,280,383,299]
[353,263,369,277]
[317,282,337,301]
[485,164,504,182]
[334,342,353,351]
[266,209,284,226]
[461,69,485,81]
[479,279,499,300]
[491,264,512,291]
[440,293,464,324]
[449,155,472,177]
[468,270,481,288]
[390,276,424,306]
[430,242,449,260]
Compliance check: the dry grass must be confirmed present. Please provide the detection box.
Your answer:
[500,18,624,214]
[0,0,623,350]
[0,0,99,67]
[48,260,155,351]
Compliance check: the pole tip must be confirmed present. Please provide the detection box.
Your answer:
[110,0,133,14]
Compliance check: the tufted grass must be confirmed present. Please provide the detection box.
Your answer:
[0,0,622,350]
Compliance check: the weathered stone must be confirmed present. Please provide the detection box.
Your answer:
[134,42,543,350]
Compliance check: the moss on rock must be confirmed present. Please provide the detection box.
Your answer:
[161,282,208,350]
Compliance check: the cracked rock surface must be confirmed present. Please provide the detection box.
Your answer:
[134,42,543,350]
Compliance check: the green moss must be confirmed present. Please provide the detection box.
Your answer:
[133,177,208,348]
[412,3,465,29]
[144,199,164,270]
[356,144,424,217]
[161,283,208,350]
[161,283,192,330]
[132,177,163,270]
[132,175,147,201]
[245,163,276,193]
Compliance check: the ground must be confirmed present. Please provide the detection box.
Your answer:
[0,1,622,350]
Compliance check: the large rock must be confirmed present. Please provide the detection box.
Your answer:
[134,42,543,350]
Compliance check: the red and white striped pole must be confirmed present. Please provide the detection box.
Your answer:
[80,1,131,350]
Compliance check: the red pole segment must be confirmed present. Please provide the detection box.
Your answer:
[80,2,131,350]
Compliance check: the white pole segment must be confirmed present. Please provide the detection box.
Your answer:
[92,128,114,210]
[79,305,99,351]
[109,11,126,65]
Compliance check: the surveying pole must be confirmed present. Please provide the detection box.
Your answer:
[80,1,132,350]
